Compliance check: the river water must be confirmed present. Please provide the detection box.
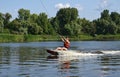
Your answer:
[0,41,120,77]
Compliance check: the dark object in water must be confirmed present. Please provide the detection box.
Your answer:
[92,51,104,54]
[46,49,58,55]
[47,55,58,59]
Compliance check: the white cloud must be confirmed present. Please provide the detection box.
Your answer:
[55,3,70,9]
[55,3,83,12]
[103,0,108,4]
[101,0,108,8]
[96,0,110,11]
[75,4,83,11]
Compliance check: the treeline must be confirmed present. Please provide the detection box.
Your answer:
[0,8,120,36]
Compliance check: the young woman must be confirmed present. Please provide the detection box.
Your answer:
[61,36,70,49]
[55,36,70,51]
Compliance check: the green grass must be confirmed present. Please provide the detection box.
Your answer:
[0,34,24,42]
[24,35,59,42]
[70,34,93,41]
[0,34,120,42]
[0,34,60,42]
[94,34,120,41]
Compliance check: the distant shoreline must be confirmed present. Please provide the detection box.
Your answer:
[0,34,120,43]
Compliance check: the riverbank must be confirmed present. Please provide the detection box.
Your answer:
[72,34,120,41]
[0,34,120,42]
[0,34,59,42]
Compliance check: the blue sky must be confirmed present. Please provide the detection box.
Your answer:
[0,0,120,20]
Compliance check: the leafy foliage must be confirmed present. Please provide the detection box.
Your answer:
[0,8,120,37]
[56,8,78,35]
[64,21,81,36]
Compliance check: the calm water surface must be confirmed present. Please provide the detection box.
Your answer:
[0,41,120,77]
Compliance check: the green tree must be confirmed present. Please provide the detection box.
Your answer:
[56,8,78,35]
[94,19,117,35]
[50,17,59,34]
[110,12,120,24]
[8,19,28,34]
[64,21,81,36]
[110,12,120,33]
[18,8,30,21]
[108,21,117,34]
[56,8,78,25]
[80,18,96,36]
[9,19,21,34]
[101,9,111,21]
[4,13,12,28]
[37,13,52,34]
[28,23,43,35]
[0,13,4,32]
[30,13,38,23]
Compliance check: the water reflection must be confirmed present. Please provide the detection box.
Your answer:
[47,54,80,77]
[55,52,120,77]
[59,60,80,77]
[60,61,70,69]
[0,46,48,77]
[0,41,120,77]
[98,55,120,77]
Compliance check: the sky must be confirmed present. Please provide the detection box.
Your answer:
[0,0,120,21]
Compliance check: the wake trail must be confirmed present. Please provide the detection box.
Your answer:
[57,50,120,62]
[101,50,120,55]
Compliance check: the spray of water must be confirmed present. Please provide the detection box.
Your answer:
[57,50,120,62]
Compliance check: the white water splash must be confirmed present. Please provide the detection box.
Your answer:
[101,50,120,55]
[57,50,103,56]
[57,50,102,62]
[57,50,120,62]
